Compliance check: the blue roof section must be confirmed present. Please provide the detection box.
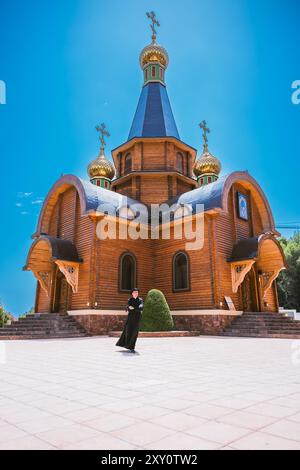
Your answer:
[171,174,229,212]
[128,82,180,140]
[79,175,230,218]
[78,178,149,220]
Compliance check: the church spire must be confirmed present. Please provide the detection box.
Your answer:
[193,120,221,187]
[128,12,179,141]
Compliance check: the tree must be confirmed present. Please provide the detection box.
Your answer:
[0,305,10,328]
[278,232,300,311]
[140,289,174,331]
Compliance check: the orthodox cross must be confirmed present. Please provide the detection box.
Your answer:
[96,123,110,154]
[199,120,210,151]
[146,11,160,43]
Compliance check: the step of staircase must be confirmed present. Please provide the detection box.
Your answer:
[0,313,88,340]
[221,312,300,339]
[110,330,200,337]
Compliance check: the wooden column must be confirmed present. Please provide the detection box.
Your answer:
[141,142,144,171]
[168,175,173,200]
[136,176,141,200]
[117,153,122,177]
[88,218,98,309]
[187,153,191,177]
[208,216,217,307]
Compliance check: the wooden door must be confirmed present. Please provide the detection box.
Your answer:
[241,268,259,312]
[53,271,70,313]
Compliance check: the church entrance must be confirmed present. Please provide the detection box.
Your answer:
[52,269,70,313]
[241,267,260,312]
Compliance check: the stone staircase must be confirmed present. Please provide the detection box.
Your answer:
[221,312,300,339]
[0,313,88,340]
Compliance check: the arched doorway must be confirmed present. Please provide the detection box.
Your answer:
[24,235,82,313]
[241,266,259,312]
[52,269,70,313]
[229,234,286,313]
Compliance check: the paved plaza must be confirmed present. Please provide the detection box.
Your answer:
[1,336,300,450]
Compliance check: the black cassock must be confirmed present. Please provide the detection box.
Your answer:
[116,296,144,350]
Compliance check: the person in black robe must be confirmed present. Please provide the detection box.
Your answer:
[116,288,143,353]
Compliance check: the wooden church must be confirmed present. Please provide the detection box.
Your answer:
[24,14,286,335]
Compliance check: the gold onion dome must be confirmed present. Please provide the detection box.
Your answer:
[193,149,221,178]
[88,149,115,180]
[139,43,169,69]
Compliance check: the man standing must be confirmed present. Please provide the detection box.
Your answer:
[116,288,143,353]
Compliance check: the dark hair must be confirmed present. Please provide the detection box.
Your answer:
[131,288,139,294]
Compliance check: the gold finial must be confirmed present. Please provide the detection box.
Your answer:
[199,120,210,152]
[146,11,160,44]
[95,123,110,155]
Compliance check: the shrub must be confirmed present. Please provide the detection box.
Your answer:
[0,305,9,328]
[140,289,174,331]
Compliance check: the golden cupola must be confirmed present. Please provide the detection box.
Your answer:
[193,120,221,187]
[87,123,115,189]
[139,43,169,69]
[139,11,169,86]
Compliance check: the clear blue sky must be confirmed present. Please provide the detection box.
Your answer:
[0,0,299,316]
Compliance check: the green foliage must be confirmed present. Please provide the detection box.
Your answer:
[20,306,34,319]
[278,232,300,311]
[140,289,174,331]
[0,305,10,328]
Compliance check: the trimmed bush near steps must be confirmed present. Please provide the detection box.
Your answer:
[140,289,174,332]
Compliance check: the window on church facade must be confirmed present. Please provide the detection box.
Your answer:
[176,152,184,173]
[152,66,155,77]
[124,153,132,175]
[173,252,189,291]
[120,253,136,292]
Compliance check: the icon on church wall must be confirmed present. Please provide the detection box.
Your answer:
[237,192,249,220]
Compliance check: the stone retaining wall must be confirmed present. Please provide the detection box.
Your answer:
[72,313,237,336]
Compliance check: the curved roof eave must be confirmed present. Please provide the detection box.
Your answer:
[33,175,148,238]
[228,233,287,266]
[170,171,275,230]
[24,234,82,270]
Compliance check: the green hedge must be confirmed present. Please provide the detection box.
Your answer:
[140,289,174,332]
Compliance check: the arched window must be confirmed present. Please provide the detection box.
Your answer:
[176,152,184,174]
[124,153,132,175]
[120,253,136,292]
[173,252,190,291]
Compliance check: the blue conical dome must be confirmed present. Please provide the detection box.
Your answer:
[128,82,180,140]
